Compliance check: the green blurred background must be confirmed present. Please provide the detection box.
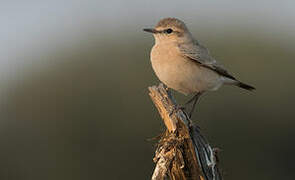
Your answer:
[0,1,295,180]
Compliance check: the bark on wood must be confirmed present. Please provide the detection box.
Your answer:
[149,83,222,180]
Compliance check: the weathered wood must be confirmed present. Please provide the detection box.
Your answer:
[149,83,222,180]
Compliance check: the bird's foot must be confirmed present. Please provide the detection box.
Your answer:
[169,105,186,117]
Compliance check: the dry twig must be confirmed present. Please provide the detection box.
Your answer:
[149,83,222,180]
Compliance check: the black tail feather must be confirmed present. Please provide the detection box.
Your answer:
[237,82,255,91]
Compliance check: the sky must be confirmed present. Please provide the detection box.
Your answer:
[0,0,295,79]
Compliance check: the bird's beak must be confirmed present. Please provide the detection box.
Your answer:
[143,28,159,34]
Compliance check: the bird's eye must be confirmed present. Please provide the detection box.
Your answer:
[165,28,173,34]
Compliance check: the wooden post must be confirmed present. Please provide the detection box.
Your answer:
[149,84,222,180]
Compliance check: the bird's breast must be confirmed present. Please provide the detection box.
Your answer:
[150,44,222,94]
[150,44,182,80]
[150,44,194,94]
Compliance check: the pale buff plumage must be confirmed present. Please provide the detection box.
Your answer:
[151,43,222,95]
[144,17,255,96]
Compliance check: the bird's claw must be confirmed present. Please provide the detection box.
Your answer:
[169,105,186,117]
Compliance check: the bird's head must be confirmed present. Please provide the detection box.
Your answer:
[143,17,193,44]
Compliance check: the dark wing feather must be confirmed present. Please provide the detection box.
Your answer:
[178,40,236,80]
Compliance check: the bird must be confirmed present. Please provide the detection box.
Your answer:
[143,17,255,118]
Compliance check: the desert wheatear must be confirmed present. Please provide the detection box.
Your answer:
[144,17,255,117]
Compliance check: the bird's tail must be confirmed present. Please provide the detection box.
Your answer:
[236,81,255,91]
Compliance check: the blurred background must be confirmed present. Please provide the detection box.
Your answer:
[0,0,294,179]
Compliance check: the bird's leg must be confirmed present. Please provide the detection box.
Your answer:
[184,94,198,106]
[166,87,173,100]
[188,92,202,118]
[166,88,186,117]
[169,93,199,117]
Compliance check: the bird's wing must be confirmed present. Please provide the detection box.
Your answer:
[178,40,236,80]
